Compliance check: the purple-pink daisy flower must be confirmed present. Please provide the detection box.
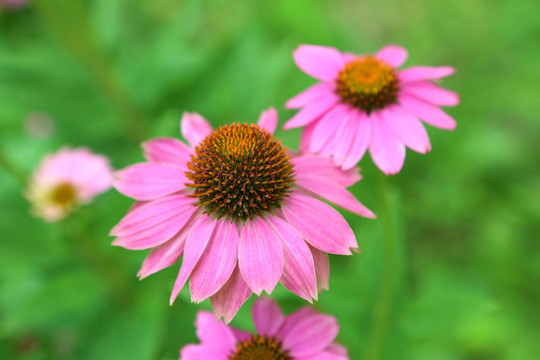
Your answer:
[27,147,113,221]
[285,44,459,175]
[111,108,374,321]
[179,297,348,360]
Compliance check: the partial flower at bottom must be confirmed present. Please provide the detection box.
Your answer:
[110,107,375,322]
[27,147,113,221]
[179,297,348,360]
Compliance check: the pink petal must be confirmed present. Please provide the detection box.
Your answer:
[368,112,406,175]
[332,112,357,167]
[238,218,284,295]
[266,215,317,302]
[210,266,252,323]
[381,105,431,154]
[282,192,357,255]
[310,245,330,292]
[189,219,240,302]
[341,111,371,170]
[402,82,459,106]
[326,344,348,356]
[114,163,188,201]
[179,344,226,360]
[296,352,348,360]
[283,314,340,357]
[295,175,375,218]
[110,194,194,237]
[180,112,213,148]
[283,94,340,130]
[309,104,349,153]
[137,230,189,279]
[376,45,408,67]
[170,215,217,304]
[276,307,319,342]
[112,206,196,250]
[194,311,236,352]
[232,329,252,342]
[292,155,361,187]
[398,93,457,130]
[293,45,345,81]
[257,107,278,134]
[286,83,336,109]
[399,66,456,83]
[141,137,192,165]
[299,122,316,154]
[252,298,285,337]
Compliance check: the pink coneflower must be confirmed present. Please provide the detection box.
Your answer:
[111,108,374,321]
[179,297,348,360]
[27,147,113,221]
[285,44,459,175]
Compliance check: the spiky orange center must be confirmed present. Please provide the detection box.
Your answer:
[336,56,399,113]
[186,124,294,220]
[229,336,292,360]
[49,183,77,208]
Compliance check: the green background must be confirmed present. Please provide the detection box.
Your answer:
[1,0,539,359]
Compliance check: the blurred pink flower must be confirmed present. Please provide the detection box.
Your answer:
[111,108,374,322]
[286,44,459,175]
[0,0,27,9]
[27,147,113,222]
[179,297,348,360]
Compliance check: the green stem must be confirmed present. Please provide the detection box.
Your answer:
[363,172,398,360]
[0,146,27,185]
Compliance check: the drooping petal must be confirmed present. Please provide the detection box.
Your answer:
[110,194,194,237]
[376,45,408,67]
[194,311,237,352]
[325,344,349,356]
[283,314,340,357]
[180,344,226,360]
[398,93,457,130]
[309,104,349,153]
[266,215,317,302]
[295,175,375,218]
[398,66,455,83]
[238,218,284,295]
[210,266,252,323]
[381,105,431,154]
[189,219,240,302]
[276,307,319,342]
[293,45,345,81]
[402,82,459,106]
[299,122,316,154]
[341,111,371,170]
[310,245,330,292]
[283,95,339,130]
[170,215,217,304]
[292,155,361,187]
[137,230,189,279]
[257,107,278,134]
[332,111,357,167]
[112,206,196,250]
[180,112,213,148]
[282,192,357,255]
[368,112,406,175]
[252,298,285,337]
[286,82,336,109]
[141,137,192,165]
[114,163,188,201]
[296,351,348,360]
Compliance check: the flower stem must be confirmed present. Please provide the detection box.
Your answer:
[0,146,27,185]
[363,172,399,360]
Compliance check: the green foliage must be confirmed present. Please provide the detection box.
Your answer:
[1,0,539,359]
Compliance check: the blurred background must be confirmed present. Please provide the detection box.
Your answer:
[1,0,539,359]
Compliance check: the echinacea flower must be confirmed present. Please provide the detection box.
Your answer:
[27,147,113,221]
[111,108,374,321]
[286,44,459,175]
[180,297,348,360]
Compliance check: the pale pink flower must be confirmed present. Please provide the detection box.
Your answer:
[111,108,374,322]
[286,44,459,175]
[180,297,349,360]
[27,147,113,221]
